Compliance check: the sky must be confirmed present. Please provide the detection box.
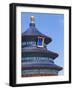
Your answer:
[21,12,64,75]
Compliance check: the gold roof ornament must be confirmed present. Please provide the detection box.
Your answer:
[30,16,35,23]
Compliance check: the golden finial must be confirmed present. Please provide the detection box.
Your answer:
[30,16,35,23]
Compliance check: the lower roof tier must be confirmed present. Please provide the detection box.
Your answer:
[21,68,59,76]
[21,74,57,77]
[22,63,63,71]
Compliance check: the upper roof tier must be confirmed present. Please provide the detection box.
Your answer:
[22,16,52,45]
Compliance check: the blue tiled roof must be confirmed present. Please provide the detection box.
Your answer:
[22,63,63,71]
[22,48,58,59]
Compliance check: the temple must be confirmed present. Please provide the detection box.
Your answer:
[21,16,63,77]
